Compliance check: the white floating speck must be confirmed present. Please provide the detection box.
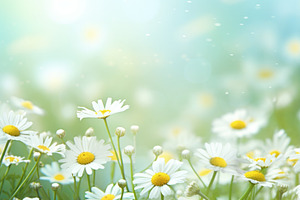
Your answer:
[214,23,221,27]
[187,0,192,3]
[182,34,187,38]
[225,91,229,95]
[206,38,212,42]
[244,16,248,19]
[229,54,234,56]
[145,33,150,36]
[185,10,189,12]
[240,23,244,26]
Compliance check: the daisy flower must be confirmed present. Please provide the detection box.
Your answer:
[27,134,65,157]
[85,184,134,200]
[133,158,187,199]
[264,129,291,158]
[40,162,74,184]
[77,98,129,120]
[212,109,265,139]
[3,155,30,166]
[11,96,44,115]
[0,111,37,143]
[59,136,111,177]
[195,143,239,175]
[239,170,275,187]
[246,153,281,170]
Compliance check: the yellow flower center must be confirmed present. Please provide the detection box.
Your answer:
[159,152,174,163]
[37,145,50,152]
[5,156,19,162]
[151,172,170,186]
[270,150,281,158]
[288,40,300,54]
[258,69,274,79]
[254,157,266,162]
[109,150,118,161]
[198,169,212,176]
[244,171,266,182]
[230,120,247,129]
[77,152,95,165]
[54,173,65,181]
[21,101,34,110]
[99,109,111,115]
[2,125,20,136]
[101,194,115,200]
[210,157,227,167]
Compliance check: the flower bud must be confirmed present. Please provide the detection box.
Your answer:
[118,179,127,188]
[185,181,200,197]
[181,149,190,160]
[85,127,94,137]
[124,145,135,156]
[30,182,42,190]
[130,125,139,135]
[152,146,163,157]
[39,161,44,168]
[33,152,41,161]
[51,183,60,191]
[56,129,65,139]
[115,127,126,137]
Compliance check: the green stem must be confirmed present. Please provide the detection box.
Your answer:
[239,183,255,200]
[9,155,41,200]
[87,173,91,191]
[76,176,82,199]
[36,188,41,200]
[254,186,263,198]
[92,170,96,187]
[0,165,11,194]
[187,159,207,188]
[161,193,164,200]
[229,175,234,200]
[129,156,138,200]
[53,191,57,200]
[16,148,34,189]
[111,162,115,182]
[0,140,11,165]
[140,156,158,173]
[120,187,124,200]
[296,173,299,185]
[73,176,77,199]
[206,171,217,195]
[117,136,126,177]
[103,118,128,190]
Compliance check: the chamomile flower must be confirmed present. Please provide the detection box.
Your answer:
[85,184,134,200]
[264,129,291,158]
[40,162,73,184]
[246,153,280,170]
[27,134,65,157]
[133,158,187,199]
[212,109,265,139]
[239,170,274,187]
[0,111,37,143]
[77,98,129,120]
[195,143,239,175]
[3,155,30,166]
[11,96,44,115]
[59,136,111,177]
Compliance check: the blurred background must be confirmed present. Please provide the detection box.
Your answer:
[1,0,300,151]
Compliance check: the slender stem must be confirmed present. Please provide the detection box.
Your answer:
[36,188,41,199]
[296,173,299,185]
[9,155,41,200]
[120,187,124,200]
[0,165,11,194]
[111,162,115,182]
[239,183,255,200]
[206,171,217,195]
[229,175,234,200]
[16,148,34,189]
[0,140,11,165]
[129,156,138,200]
[92,170,96,186]
[187,159,207,188]
[87,173,91,191]
[73,176,77,199]
[254,186,263,198]
[161,193,164,200]
[103,118,128,190]
[53,191,57,200]
[117,136,126,177]
[197,191,209,200]
[36,160,40,179]
[140,156,158,173]
[76,176,82,199]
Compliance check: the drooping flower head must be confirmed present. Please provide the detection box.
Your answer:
[77,98,129,120]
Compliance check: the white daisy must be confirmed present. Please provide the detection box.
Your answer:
[245,153,282,170]
[212,109,265,138]
[11,96,44,115]
[0,111,37,143]
[264,129,291,158]
[133,158,187,199]
[195,143,239,175]
[85,184,134,200]
[27,134,65,157]
[59,136,111,177]
[40,162,74,184]
[77,98,129,120]
[239,170,274,187]
[3,155,30,166]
